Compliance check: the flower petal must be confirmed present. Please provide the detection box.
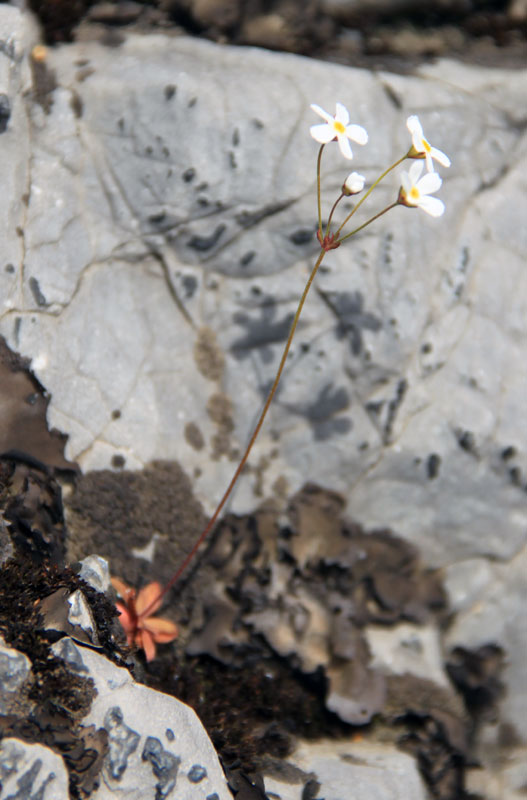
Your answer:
[310,104,333,123]
[310,123,335,144]
[406,115,423,138]
[424,151,434,172]
[346,124,368,145]
[408,160,424,182]
[115,605,138,647]
[335,102,350,125]
[111,577,134,601]
[400,171,412,195]
[139,629,157,662]
[337,134,353,159]
[417,171,442,194]
[115,603,134,632]
[344,172,365,193]
[418,195,445,217]
[136,581,163,616]
[430,146,451,168]
[142,616,179,643]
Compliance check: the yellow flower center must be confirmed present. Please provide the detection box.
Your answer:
[422,138,431,153]
[333,120,346,135]
[409,186,420,201]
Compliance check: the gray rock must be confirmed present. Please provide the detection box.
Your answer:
[0,516,14,567]
[0,639,31,691]
[0,5,38,320]
[466,746,527,800]
[366,622,450,689]
[444,544,527,742]
[67,589,98,640]
[52,636,90,673]
[78,554,111,592]
[0,738,69,799]
[104,706,141,781]
[0,638,31,714]
[263,739,428,800]
[52,639,231,800]
[141,736,180,799]
[38,587,101,648]
[1,11,524,569]
[0,1,525,783]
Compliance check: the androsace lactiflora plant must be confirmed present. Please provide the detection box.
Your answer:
[112,105,450,661]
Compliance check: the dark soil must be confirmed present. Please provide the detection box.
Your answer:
[1,443,503,800]
[15,0,527,69]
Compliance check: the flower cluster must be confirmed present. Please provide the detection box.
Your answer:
[399,115,450,217]
[310,103,450,218]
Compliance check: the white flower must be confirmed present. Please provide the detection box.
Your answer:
[310,102,368,160]
[399,161,445,217]
[406,115,451,172]
[343,171,365,195]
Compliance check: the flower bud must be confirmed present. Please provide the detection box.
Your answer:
[343,172,365,195]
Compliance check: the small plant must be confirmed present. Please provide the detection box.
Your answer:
[112,104,450,660]
[111,578,178,662]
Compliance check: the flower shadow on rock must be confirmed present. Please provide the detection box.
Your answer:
[320,290,382,356]
[255,378,351,441]
[230,299,294,365]
[302,382,352,440]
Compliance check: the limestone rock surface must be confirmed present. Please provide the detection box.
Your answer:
[52,638,231,800]
[0,738,69,799]
[0,6,525,797]
[1,12,524,566]
[263,739,429,800]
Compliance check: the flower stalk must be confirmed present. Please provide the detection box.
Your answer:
[114,106,450,654]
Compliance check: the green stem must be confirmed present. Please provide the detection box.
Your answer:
[325,193,344,238]
[316,145,324,237]
[139,247,328,619]
[336,152,409,237]
[339,202,398,244]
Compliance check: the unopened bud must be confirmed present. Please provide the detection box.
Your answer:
[343,172,365,195]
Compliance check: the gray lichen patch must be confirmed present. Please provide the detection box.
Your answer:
[185,483,449,726]
[142,736,181,799]
[384,673,465,722]
[206,393,234,429]
[193,326,225,381]
[188,763,207,783]
[184,421,205,451]
[207,392,235,460]
[0,739,69,799]
[0,638,32,716]
[104,706,140,781]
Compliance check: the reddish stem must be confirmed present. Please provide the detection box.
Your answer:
[138,247,327,620]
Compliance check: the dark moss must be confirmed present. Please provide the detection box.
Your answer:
[145,653,352,771]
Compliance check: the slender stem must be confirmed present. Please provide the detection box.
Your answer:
[325,193,344,238]
[316,145,324,237]
[336,152,409,237]
[138,152,406,622]
[339,202,398,243]
[139,248,328,619]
